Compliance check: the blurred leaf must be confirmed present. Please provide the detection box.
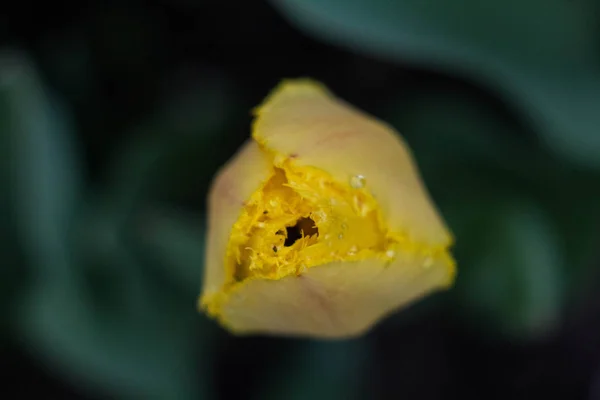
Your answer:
[271,0,600,169]
[259,340,369,400]
[0,49,82,281]
[0,51,213,399]
[41,67,234,397]
[535,168,600,309]
[384,84,530,176]
[133,207,205,295]
[449,195,565,340]
[17,277,206,399]
[96,66,234,306]
[384,84,584,194]
[0,83,20,331]
[17,199,214,400]
[0,49,81,339]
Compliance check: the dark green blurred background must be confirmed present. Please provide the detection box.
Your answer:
[2,1,600,399]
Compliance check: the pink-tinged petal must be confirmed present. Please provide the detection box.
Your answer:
[202,140,272,297]
[253,79,452,247]
[218,250,453,338]
[199,79,456,338]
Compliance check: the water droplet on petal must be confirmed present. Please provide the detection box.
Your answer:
[350,174,366,189]
[338,233,344,239]
[386,250,395,259]
[341,223,348,230]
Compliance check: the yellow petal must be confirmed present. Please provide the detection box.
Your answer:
[202,140,272,297]
[199,79,456,338]
[252,79,452,247]
[219,251,453,338]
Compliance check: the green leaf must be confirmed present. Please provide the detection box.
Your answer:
[17,200,214,400]
[383,84,530,177]
[0,49,82,280]
[132,208,205,295]
[271,0,600,169]
[450,196,565,340]
[17,279,206,399]
[37,67,233,395]
[0,49,81,338]
[535,168,600,307]
[1,52,214,399]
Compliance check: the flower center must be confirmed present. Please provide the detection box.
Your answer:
[284,217,318,247]
[227,163,388,282]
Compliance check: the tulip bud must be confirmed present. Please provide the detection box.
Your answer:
[199,79,456,338]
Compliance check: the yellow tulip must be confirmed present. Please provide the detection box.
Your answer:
[199,79,456,338]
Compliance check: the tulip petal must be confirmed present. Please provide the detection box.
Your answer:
[200,79,456,338]
[202,140,272,297]
[218,250,453,338]
[252,79,452,247]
